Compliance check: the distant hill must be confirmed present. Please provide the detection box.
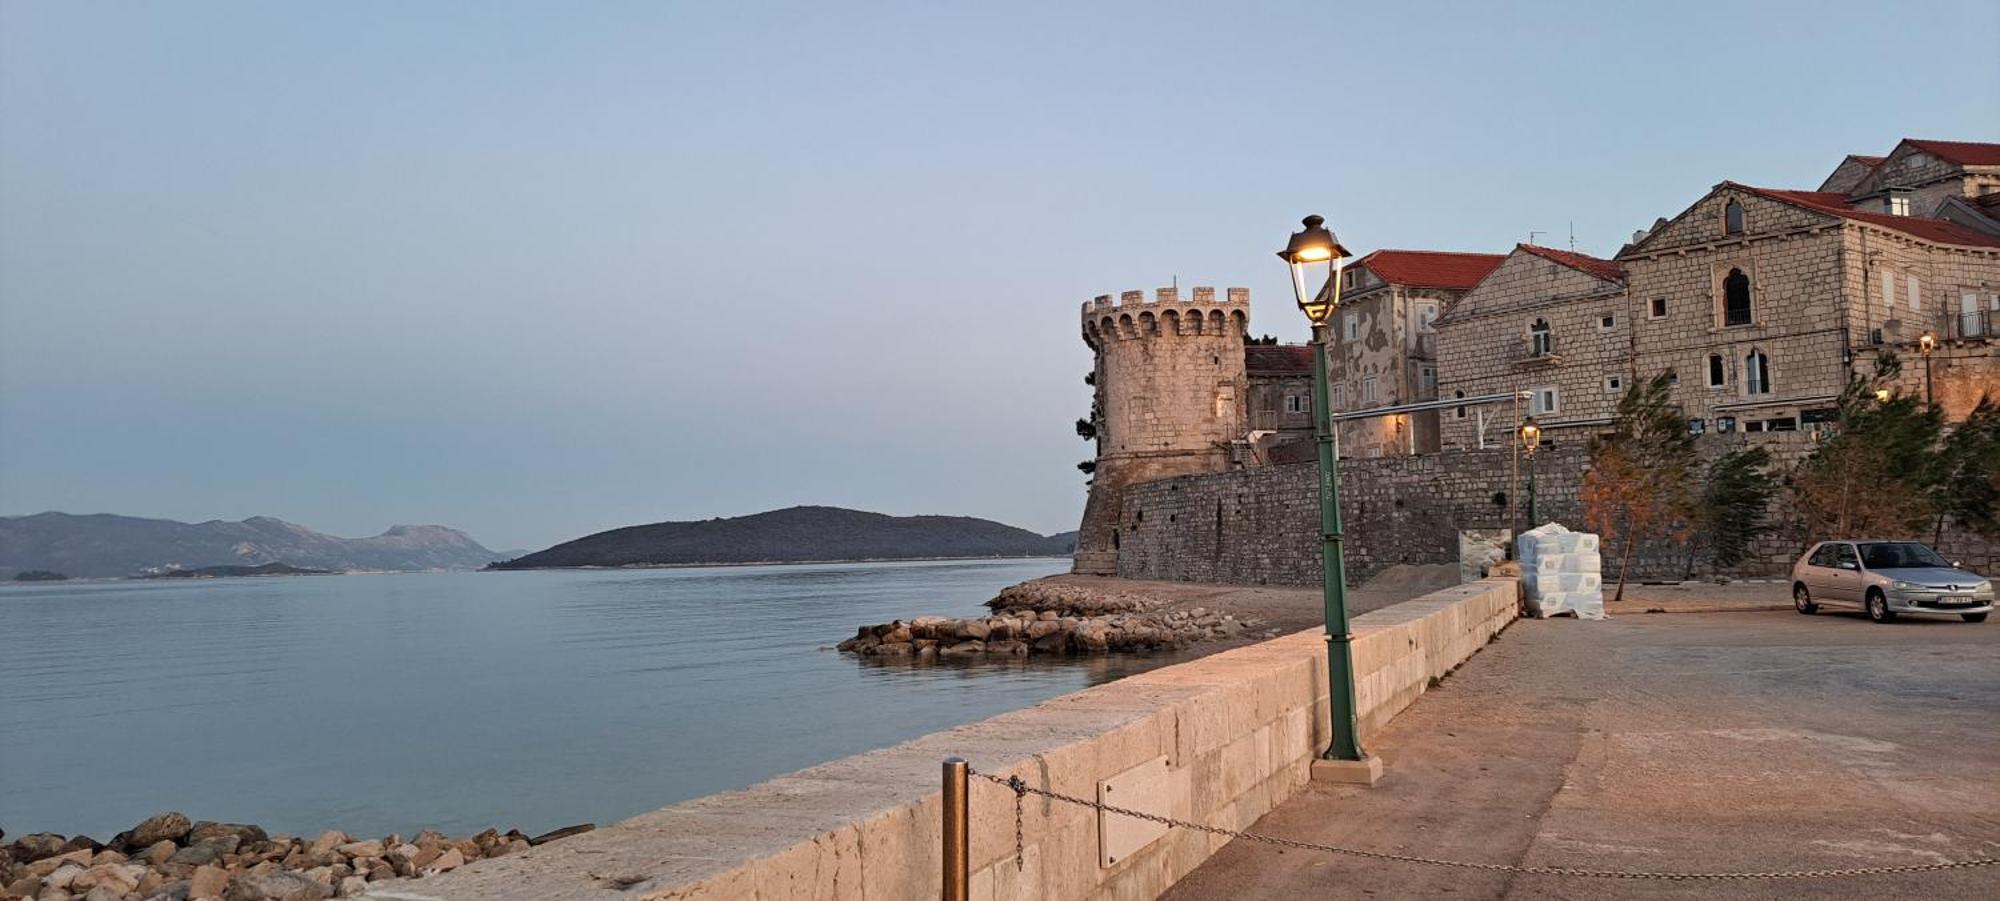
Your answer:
[490,506,1074,570]
[0,513,504,579]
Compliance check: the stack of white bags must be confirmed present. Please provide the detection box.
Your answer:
[1516,523,1606,620]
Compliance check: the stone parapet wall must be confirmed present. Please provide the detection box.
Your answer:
[383,582,1519,900]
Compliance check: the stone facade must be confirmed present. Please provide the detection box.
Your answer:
[1320,252,1504,458]
[1244,343,1315,449]
[1844,139,2000,219]
[1620,183,2000,438]
[1435,245,1630,452]
[1073,287,1252,574]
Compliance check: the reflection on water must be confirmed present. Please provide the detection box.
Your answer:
[0,558,1157,839]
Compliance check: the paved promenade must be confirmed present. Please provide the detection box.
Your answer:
[1164,608,1999,900]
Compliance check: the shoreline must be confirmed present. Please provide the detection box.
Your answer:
[482,553,1074,572]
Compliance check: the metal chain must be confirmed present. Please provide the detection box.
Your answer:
[1011,775,1025,871]
[971,768,1998,881]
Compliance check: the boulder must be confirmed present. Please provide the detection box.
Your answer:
[422,849,464,874]
[882,625,913,643]
[168,839,236,868]
[335,876,368,898]
[126,813,193,850]
[57,836,100,855]
[144,841,179,865]
[1025,620,1060,640]
[956,620,990,641]
[986,640,1029,656]
[332,841,381,860]
[188,865,230,899]
[870,641,913,656]
[224,871,331,901]
[44,862,86,891]
[5,876,42,898]
[11,834,66,864]
[149,879,195,901]
[940,640,985,657]
[186,825,267,848]
[304,833,347,858]
[1031,633,1070,654]
[81,886,123,901]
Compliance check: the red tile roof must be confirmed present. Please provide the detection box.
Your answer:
[1727,182,2000,249]
[1904,140,2000,167]
[1356,249,1506,291]
[1244,344,1314,376]
[1848,154,1886,167]
[1517,244,1626,283]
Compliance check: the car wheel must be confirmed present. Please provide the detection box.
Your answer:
[1964,612,1989,623]
[1866,589,1896,623]
[1793,584,1818,614]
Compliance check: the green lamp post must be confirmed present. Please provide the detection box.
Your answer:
[1519,416,1542,528]
[1278,215,1366,765]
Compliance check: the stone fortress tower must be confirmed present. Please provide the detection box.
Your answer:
[1073,286,1251,575]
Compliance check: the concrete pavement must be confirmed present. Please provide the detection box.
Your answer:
[1162,608,1999,900]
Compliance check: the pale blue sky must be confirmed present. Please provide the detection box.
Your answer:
[2,1,1996,550]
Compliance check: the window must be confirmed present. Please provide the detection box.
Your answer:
[1723,268,1753,326]
[1888,192,1911,216]
[1331,385,1345,410]
[1882,270,1897,312]
[1665,368,1679,385]
[1343,311,1360,342]
[1688,417,1706,435]
[1285,393,1308,414]
[1420,366,1437,396]
[1416,301,1439,333]
[1724,199,1744,235]
[1907,274,1921,312]
[1530,386,1559,415]
[1745,349,1771,395]
[1707,354,1726,388]
[1529,318,1553,356]
[1605,375,1623,392]
[1746,420,1766,433]
[1768,417,1798,431]
[1650,298,1668,319]
[1599,314,1616,332]
[1717,415,1737,433]
[1808,543,1838,567]
[1454,389,1467,419]
[1361,377,1378,404]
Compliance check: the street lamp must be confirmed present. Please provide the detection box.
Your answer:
[1919,331,1936,407]
[1518,416,1542,527]
[1278,215,1371,770]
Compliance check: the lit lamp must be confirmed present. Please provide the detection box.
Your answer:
[1277,215,1373,778]
[1919,331,1936,407]
[1519,416,1542,527]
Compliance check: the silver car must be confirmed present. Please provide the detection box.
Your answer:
[1792,540,1993,623]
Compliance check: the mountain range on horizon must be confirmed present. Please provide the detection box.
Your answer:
[491,505,1078,570]
[0,512,510,579]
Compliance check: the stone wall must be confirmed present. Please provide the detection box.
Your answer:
[1110,437,2000,586]
[386,580,1520,901]
[1114,448,1587,586]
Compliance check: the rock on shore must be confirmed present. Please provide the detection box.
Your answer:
[837,580,1254,659]
[0,816,593,901]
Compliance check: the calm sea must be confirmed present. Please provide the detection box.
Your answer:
[0,559,1183,840]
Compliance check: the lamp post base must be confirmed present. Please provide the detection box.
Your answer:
[1311,755,1383,786]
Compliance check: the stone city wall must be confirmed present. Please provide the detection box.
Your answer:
[384,580,1519,900]
[1112,436,2000,586]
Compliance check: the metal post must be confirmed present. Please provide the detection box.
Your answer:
[1310,329,1363,762]
[1526,450,1538,528]
[942,757,969,901]
[1925,353,1934,407]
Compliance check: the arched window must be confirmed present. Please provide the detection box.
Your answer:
[1529,318,1553,357]
[1724,200,1745,235]
[1723,269,1753,327]
[1745,349,1771,395]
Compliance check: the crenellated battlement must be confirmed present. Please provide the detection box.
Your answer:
[1080,286,1251,346]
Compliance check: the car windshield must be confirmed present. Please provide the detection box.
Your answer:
[1858,542,1950,570]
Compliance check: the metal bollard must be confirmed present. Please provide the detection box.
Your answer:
[942,756,969,901]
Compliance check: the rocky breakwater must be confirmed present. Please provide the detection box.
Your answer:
[0,815,593,901]
[837,580,1255,659]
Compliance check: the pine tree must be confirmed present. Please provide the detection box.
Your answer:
[1790,356,1942,541]
[1695,447,1777,569]
[1582,372,1696,600]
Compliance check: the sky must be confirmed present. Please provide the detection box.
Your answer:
[2,1,1996,551]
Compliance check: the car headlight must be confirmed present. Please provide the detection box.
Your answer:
[1891,580,1925,591]
[1977,581,1995,597]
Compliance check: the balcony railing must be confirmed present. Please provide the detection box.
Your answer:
[1951,309,1995,340]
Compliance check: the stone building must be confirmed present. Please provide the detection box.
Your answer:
[1433,245,1629,451]
[1244,342,1316,458]
[1322,250,1504,457]
[1619,176,2000,434]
